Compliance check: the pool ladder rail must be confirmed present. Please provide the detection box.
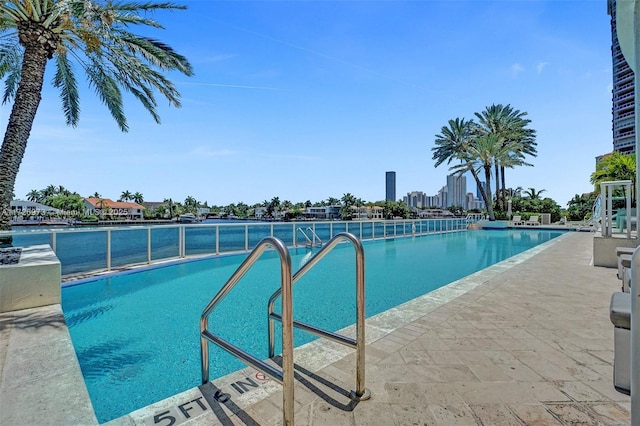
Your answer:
[296,226,323,248]
[199,232,370,425]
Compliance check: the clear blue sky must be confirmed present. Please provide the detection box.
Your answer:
[2,0,612,207]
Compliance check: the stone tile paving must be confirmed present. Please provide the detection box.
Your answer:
[212,231,630,425]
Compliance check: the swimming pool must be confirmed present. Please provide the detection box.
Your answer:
[62,228,564,422]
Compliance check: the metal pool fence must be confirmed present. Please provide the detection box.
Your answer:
[3,218,474,276]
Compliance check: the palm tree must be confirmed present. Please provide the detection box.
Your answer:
[26,189,41,202]
[449,135,519,221]
[119,190,131,202]
[590,152,636,204]
[0,1,193,232]
[42,184,57,199]
[327,197,339,206]
[91,192,101,198]
[119,190,133,202]
[432,118,475,168]
[475,104,537,211]
[432,117,497,219]
[132,192,144,204]
[184,196,198,213]
[523,188,547,200]
[340,193,357,219]
[163,198,175,218]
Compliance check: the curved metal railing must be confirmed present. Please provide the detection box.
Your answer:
[305,227,323,246]
[296,226,324,248]
[200,237,295,424]
[267,232,370,401]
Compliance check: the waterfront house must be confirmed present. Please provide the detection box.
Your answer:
[84,198,145,220]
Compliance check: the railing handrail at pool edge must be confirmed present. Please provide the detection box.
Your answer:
[199,236,295,425]
[267,232,370,401]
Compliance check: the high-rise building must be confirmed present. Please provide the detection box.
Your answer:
[403,191,427,208]
[608,0,636,154]
[425,195,439,208]
[385,171,396,202]
[446,174,467,208]
[438,186,448,209]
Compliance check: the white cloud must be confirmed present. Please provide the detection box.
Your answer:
[511,63,525,77]
[536,61,549,74]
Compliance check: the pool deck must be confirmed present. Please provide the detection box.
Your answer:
[0,231,632,425]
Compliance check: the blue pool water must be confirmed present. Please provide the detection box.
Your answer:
[62,229,564,422]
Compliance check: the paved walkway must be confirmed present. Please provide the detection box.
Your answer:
[1,231,633,425]
[114,231,631,425]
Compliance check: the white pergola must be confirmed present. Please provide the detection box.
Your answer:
[600,180,632,238]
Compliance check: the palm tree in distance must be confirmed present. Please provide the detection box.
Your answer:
[523,188,547,200]
[475,104,537,211]
[26,189,41,202]
[184,196,198,213]
[432,117,498,219]
[432,118,475,169]
[133,192,144,204]
[0,1,193,233]
[163,198,175,219]
[120,190,133,202]
[327,196,339,206]
[42,184,57,199]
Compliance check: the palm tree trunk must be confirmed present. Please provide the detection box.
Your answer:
[484,165,495,220]
[0,42,49,240]
[494,163,501,211]
[500,165,507,211]
[470,168,495,220]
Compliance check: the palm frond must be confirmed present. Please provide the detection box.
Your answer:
[0,40,22,104]
[52,52,80,126]
[85,60,128,132]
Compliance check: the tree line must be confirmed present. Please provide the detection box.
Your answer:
[22,186,417,221]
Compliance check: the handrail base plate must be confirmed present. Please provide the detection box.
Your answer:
[350,388,371,401]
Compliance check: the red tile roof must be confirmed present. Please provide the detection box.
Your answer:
[85,197,144,210]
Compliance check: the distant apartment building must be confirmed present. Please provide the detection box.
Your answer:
[446,174,467,208]
[385,171,396,201]
[425,195,439,208]
[608,0,636,154]
[403,191,427,208]
[351,205,384,220]
[438,186,448,209]
[304,206,340,220]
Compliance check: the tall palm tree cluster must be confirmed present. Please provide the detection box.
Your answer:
[432,104,537,221]
[0,0,193,233]
[119,190,144,204]
[26,184,73,203]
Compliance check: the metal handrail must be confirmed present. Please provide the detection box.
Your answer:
[267,232,371,401]
[296,227,313,247]
[305,227,323,246]
[200,237,295,425]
